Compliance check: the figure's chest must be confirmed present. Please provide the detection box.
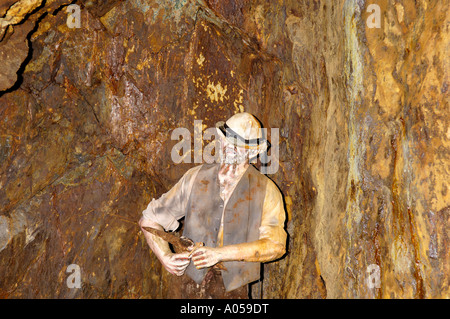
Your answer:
[218,169,243,203]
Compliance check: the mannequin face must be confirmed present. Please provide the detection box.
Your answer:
[218,137,247,165]
[217,137,258,165]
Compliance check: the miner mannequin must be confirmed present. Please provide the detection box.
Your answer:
[139,112,287,298]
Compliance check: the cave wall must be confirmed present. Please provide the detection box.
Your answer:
[0,0,448,298]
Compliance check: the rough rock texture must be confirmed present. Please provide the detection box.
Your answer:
[0,0,448,298]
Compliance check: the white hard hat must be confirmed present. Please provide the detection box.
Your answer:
[215,112,270,153]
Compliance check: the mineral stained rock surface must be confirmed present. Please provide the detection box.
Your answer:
[0,0,448,298]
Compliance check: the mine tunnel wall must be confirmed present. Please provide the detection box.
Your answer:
[0,0,448,298]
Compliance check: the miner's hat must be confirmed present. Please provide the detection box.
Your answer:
[216,112,270,153]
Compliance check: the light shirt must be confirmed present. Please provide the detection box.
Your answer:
[142,165,287,248]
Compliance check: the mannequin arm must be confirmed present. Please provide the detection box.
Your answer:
[191,238,285,269]
[139,217,190,276]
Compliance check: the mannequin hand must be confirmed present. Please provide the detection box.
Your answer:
[191,246,222,269]
[160,252,191,276]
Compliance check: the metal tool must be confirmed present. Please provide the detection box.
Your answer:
[142,226,227,271]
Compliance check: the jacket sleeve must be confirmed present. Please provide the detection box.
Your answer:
[258,179,287,257]
[141,165,202,231]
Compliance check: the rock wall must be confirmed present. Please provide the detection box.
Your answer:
[0,0,448,298]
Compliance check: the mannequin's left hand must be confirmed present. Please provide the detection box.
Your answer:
[191,246,222,269]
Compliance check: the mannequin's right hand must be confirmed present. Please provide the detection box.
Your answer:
[160,252,191,276]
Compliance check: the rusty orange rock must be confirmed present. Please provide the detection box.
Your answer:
[0,0,448,299]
